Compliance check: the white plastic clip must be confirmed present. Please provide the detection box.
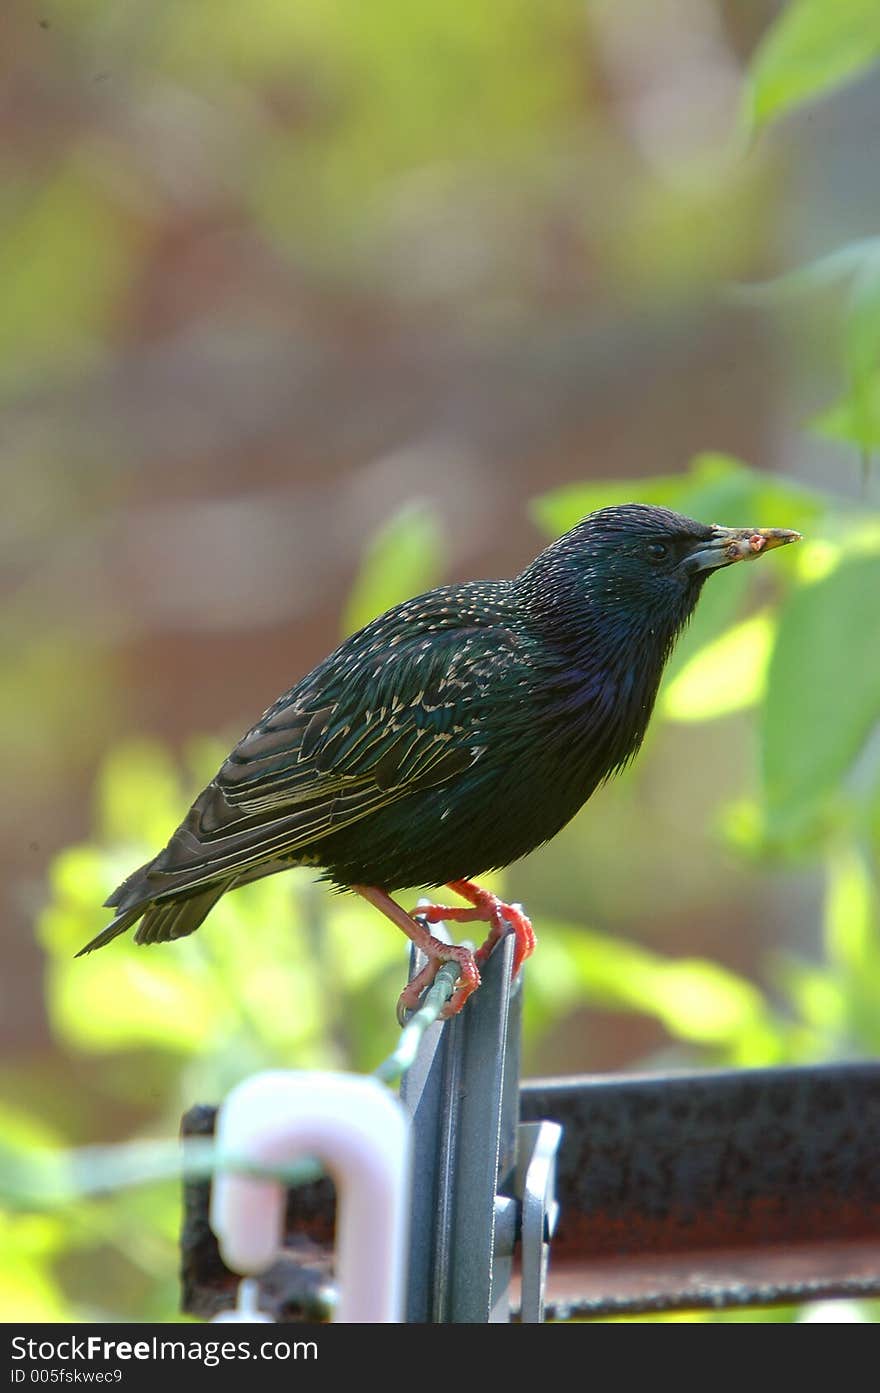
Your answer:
[210,1071,411,1323]
[211,1277,274,1323]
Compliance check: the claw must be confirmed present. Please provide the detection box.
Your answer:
[396,942,480,1023]
[475,899,536,977]
[407,882,536,985]
[353,880,531,1022]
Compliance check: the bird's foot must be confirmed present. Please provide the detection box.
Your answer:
[474,898,535,977]
[410,879,536,981]
[395,940,481,1026]
[352,883,481,1022]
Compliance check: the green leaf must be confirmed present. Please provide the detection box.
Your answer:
[532,919,771,1048]
[41,847,330,1061]
[0,157,137,395]
[733,239,880,455]
[662,611,775,723]
[815,377,880,449]
[845,257,880,386]
[762,554,880,832]
[45,949,221,1055]
[730,238,880,303]
[871,768,880,848]
[0,1214,69,1320]
[743,0,880,133]
[531,471,691,536]
[666,558,752,682]
[824,844,877,972]
[532,454,823,541]
[644,959,767,1044]
[832,254,880,451]
[97,740,186,848]
[775,952,847,1032]
[342,499,442,636]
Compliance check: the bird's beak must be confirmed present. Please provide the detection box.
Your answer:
[682,525,801,575]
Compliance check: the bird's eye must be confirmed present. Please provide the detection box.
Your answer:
[647,541,669,561]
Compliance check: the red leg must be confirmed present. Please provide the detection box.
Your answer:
[410,879,536,980]
[352,884,480,1023]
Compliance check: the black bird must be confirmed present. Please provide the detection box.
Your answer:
[78,505,799,1019]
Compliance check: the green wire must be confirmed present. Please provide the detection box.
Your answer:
[373,957,460,1086]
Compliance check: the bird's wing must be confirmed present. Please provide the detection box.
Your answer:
[130,619,511,899]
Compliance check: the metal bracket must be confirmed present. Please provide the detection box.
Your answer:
[399,926,521,1322]
[514,1119,562,1323]
[398,916,562,1323]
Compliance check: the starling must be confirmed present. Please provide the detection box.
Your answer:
[79,505,799,1019]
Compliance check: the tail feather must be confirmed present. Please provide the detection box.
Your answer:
[77,880,232,957]
[134,880,229,945]
[75,905,144,956]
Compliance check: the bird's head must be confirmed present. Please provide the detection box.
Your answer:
[518,503,800,647]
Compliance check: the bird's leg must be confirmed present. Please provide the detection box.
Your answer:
[411,879,536,980]
[352,884,481,1024]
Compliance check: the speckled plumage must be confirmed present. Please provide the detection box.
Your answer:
[79,505,798,961]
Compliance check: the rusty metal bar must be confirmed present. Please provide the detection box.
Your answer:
[521,1064,880,1318]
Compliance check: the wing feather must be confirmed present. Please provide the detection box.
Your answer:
[130,613,515,900]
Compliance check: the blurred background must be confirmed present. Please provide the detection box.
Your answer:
[3,0,880,1321]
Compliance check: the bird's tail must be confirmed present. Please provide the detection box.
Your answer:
[75,903,145,956]
[76,879,230,957]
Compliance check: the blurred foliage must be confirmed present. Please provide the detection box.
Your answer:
[4,0,880,1326]
[743,0,880,133]
[736,237,880,460]
[341,499,442,637]
[0,156,137,393]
